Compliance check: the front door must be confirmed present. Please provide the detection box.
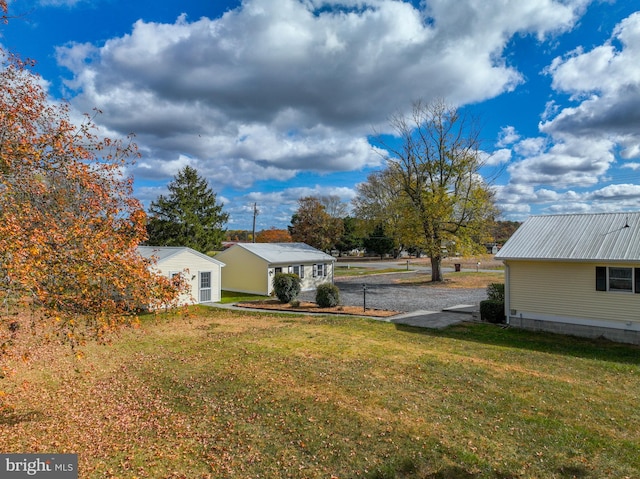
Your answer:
[199,271,212,302]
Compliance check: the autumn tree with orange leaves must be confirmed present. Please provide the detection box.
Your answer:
[0,50,185,360]
[256,227,292,243]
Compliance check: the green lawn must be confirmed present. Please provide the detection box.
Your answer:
[335,265,410,276]
[1,306,639,478]
[220,290,269,303]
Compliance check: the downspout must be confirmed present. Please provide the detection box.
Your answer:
[504,262,510,325]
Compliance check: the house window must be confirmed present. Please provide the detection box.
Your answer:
[169,271,183,287]
[199,271,212,302]
[313,263,327,277]
[609,267,632,292]
[596,266,638,293]
[291,265,304,279]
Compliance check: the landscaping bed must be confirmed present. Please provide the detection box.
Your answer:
[235,299,399,317]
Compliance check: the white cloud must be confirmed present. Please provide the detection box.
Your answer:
[542,11,640,157]
[621,162,640,170]
[507,136,615,187]
[482,148,512,166]
[226,184,357,228]
[493,10,640,220]
[55,0,590,191]
[496,126,520,147]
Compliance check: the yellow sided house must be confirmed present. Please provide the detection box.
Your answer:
[216,242,336,296]
[138,246,225,304]
[496,212,640,345]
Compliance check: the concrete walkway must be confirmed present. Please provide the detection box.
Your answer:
[385,304,478,329]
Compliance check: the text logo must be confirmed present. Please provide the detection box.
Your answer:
[0,454,77,478]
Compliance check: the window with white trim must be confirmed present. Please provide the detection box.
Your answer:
[291,265,304,279]
[313,263,327,277]
[596,266,640,293]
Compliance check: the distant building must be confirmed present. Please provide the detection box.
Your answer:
[216,242,336,296]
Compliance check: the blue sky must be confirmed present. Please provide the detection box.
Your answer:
[3,0,640,230]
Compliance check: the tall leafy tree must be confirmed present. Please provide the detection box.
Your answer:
[374,99,498,281]
[146,166,229,253]
[289,196,343,251]
[0,49,183,357]
[353,169,422,257]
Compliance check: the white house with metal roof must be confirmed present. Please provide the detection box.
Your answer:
[215,242,336,296]
[496,212,640,345]
[138,246,225,304]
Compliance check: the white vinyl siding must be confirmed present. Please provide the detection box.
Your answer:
[148,250,223,304]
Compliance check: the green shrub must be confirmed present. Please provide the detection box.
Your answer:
[273,273,301,303]
[480,300,505,324]
[486,282,505,302]
[316,283,340,308]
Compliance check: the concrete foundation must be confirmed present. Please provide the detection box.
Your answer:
[508,317,640,346]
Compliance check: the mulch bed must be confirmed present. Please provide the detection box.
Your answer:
[235,300,399,318]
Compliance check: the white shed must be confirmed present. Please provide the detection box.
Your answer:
[215,242,336,296]
[138,246,225,304]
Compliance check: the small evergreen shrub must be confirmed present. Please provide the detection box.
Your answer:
[273,273,301,303]
[480,299,505,324]
[486,282,505,302]
[316,283,340,308]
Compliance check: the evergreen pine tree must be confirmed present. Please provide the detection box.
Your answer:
[146,166,229,253]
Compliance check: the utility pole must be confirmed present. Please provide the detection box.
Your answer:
[252,202,258,243]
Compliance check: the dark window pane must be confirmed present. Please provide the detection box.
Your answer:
[596,267,606,291]
[609,267,632,292]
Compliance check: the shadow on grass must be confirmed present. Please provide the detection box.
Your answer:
[0,409,43,426]
[556,465,590,478]
[364,455,589,479]
[364,457,517,479]
[394,322,640,365]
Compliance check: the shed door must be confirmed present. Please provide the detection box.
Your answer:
[199,271,212,302]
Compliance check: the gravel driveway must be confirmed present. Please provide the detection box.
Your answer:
[300,272,488,313]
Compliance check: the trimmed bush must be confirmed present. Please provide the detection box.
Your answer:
[486,282,505,302]
[273,273,301,303]
[480,299,505,324]
[316,283,340,308]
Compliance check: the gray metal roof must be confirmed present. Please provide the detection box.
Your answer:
[495,212,640,262]
[137,246,225,266]
[229,242,336,264]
